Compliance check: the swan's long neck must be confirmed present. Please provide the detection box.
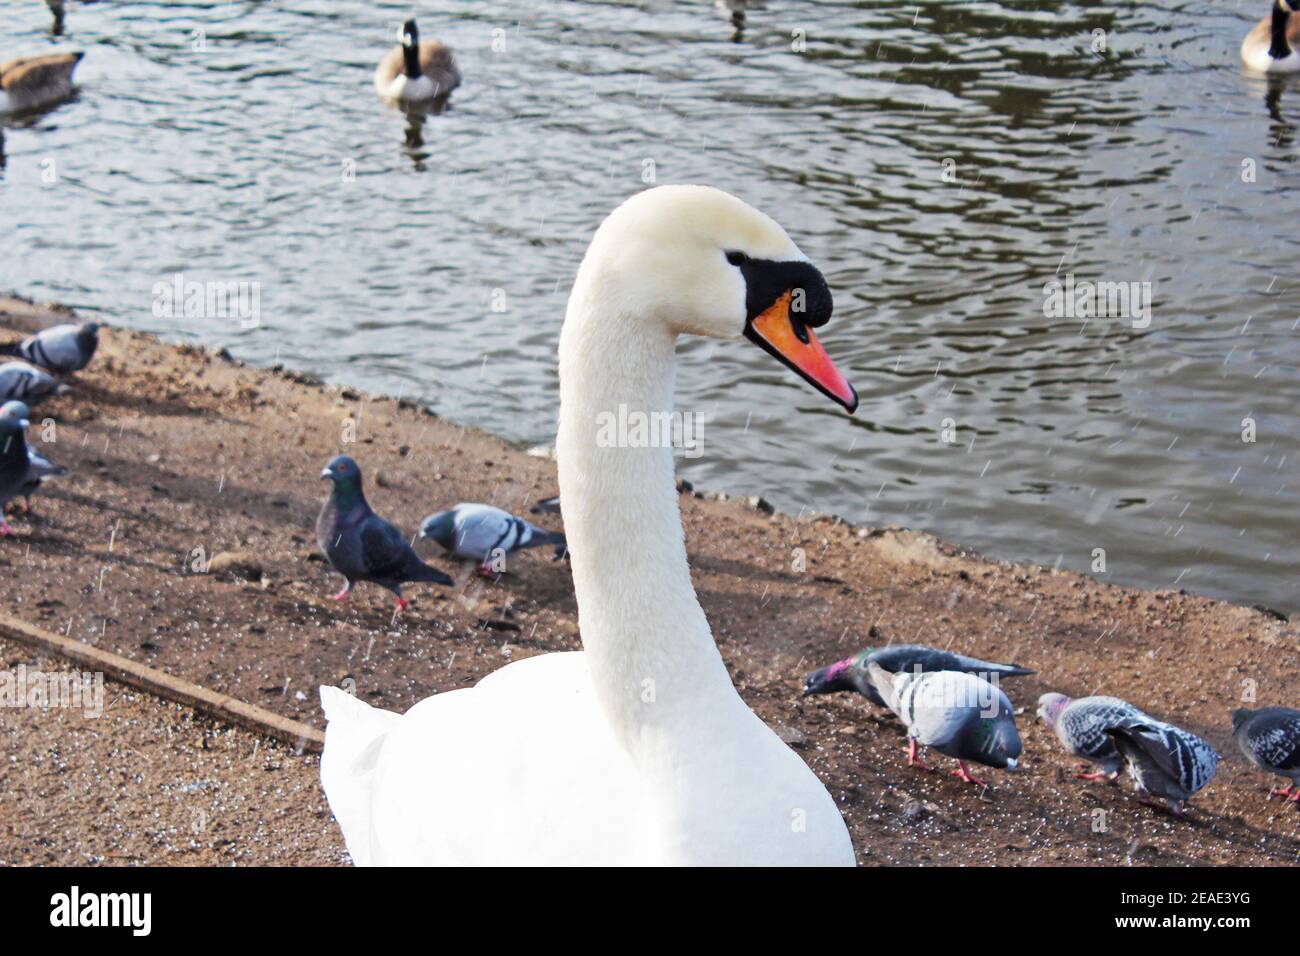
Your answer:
[557,276,739,756]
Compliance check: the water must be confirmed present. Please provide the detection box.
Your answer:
[3,0,1297,612]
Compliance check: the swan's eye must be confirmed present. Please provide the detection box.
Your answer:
[725,251,748,266]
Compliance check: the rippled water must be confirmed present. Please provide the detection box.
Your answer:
[3,0,1297,612]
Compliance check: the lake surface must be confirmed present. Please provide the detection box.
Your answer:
[4,0,1297,612]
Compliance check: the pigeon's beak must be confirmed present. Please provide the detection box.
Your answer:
[18,419,29,429]
[1005,757,1019,772]
[319,468,332,480]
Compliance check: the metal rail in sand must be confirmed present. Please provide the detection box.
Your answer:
[0,611,324,753]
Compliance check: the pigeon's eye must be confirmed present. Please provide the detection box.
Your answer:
[725,251,747,266]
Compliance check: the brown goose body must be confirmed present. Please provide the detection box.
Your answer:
[1242,0,1300,73]
[0,51,82,112]
[374,20,459,102]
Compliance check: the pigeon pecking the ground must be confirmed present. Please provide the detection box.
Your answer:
[0,400,35,535]
[420,502,567,577]
[803,643,1035,707]
[1105,715,1219,816]
[0,321,98,375]
[866,661,1022,786]
[0,360,69,406]
[316,455,454,612]
[1037,693,1146,782]
[1232,706,1300,802]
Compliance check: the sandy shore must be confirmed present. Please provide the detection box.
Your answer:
[0,294,1297,867]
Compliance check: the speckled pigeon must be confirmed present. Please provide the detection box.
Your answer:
[0,321,98,375]
[804,643,1035,707]
[866,661,1022,786]
[1105,715,1219,815]
[420,502,566,576]
[0,360,68,407]
[316,455,453,611]
[1037,693,1146,782]
[1232,707,1300,801]
[0,401,34,535]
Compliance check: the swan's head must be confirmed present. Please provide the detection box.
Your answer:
[0,400,30,433]
[583,185,858,412]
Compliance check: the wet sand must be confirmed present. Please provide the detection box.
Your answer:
[1,295,1297,866]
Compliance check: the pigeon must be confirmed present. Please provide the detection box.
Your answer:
[0,401,34,535]
[16,443,68,512]
[0,360,69,406]
[1105,716,1219,815]
[0,321,98,375]
[803,643,1035,707]
[530,495,561,515]
[316,455,453,612]
[1037,693,1146,782]
[866,661,1022,786]
[1232,706,1300,801]
[420,502,567,576]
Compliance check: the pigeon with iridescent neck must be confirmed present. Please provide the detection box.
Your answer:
[1232,706,1300,802]
[316,455,453,612]
[803,643,1035,707]
[0,401,35,534]
[866,661,1022,786]
[1037,693,1145,783]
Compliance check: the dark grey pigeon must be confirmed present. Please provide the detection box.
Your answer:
[316,455,453,612]
[0,360,69,407]
[1233,707,1300,802]
[0,321,98,375]
[1037,693,1145,782]
[420,502,566,576]
[1105,716,1218,816]
[803,643,1035,707]
[866,661,1022,786]
[0,400,34,536]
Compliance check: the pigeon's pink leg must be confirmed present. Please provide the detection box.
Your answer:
[1075,770,1116,782]
[394,597,410,613]
[1268,785,1293,799]
[950,761,987,786]
[330,586,351,601]
[476,562,496,579]
[1288,788,1300,803]
[906,739,935,772]
[0,520,18,537]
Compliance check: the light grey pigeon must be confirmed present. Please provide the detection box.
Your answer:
[866,661,1022,786]
[420,502,566,576]
[1037,693,1146,782]
[0,360,68,406]
[0,401,34,535]
[316,455,454,612]
[1232,707,1300,802]
[530,495,561,515]
[804,644,1035,706]
[1105,716,1218,815]
[0,321,98,374]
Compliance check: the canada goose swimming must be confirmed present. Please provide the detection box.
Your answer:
[319,186,859,865]
[1242,0,1300,73]
[374,19,460,103]
[0,51,82,113]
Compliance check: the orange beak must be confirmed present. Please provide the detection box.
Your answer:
[745,291,858,413]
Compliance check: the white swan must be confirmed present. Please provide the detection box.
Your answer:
[320,185,860,865]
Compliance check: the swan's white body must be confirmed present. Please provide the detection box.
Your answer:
[320,186,856,866]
